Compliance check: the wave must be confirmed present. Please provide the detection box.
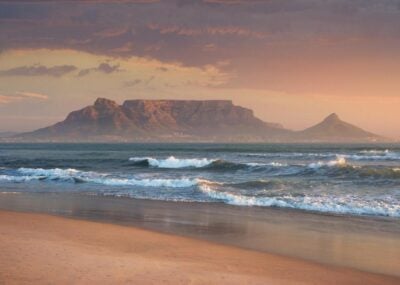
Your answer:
[0,174,42,182]
[343,150,400,161]
[307,157,347,169]
[359,149,390,154]
[227,180,286,190]
[197,179,289,191]
[2,167,400,217]
[198,184,400,217]
[0,168,198,188]
[129,156,215,168]
[128,156,287,171]
[303,158,400,179]
[92,177,197,188]
[128,154,400,180]
[241,150,400,161]
[241,152,337,159]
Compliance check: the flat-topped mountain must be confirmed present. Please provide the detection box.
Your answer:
[19,98,290,142]
[297,113,382,142]
[14,98,385,142]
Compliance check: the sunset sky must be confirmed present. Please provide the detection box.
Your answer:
[1,0,400,138]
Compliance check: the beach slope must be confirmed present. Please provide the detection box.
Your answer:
[0,210,397,285]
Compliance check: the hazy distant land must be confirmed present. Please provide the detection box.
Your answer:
[5,98,386,143]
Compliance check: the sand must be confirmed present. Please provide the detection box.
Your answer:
[0,210,398,285]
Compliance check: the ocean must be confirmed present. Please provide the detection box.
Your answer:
[1,143,400,218]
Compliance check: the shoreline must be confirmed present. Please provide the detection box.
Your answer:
[0,192,399,277]
[1,209,399,285]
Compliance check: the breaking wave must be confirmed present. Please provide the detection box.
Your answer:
[129,156,215,168]
[307,157,347,169]
[129,156,286,171]
[198,183,400,217]
[304,158,400,179]
[241,150,400,161]
[1,167,400,217]
[0,167,198,188]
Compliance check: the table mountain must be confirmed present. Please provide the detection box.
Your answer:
[18,98,290,142]
[14,99,385,142]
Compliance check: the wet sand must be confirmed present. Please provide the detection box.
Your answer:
[0,192,399,277]
[1,210,399,285]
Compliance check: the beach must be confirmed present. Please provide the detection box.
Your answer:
[0,210,398,285]
[1,143,400,283]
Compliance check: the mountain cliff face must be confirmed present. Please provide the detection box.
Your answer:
[21,98,290,142]
[15,99,384,142]
[297,113,382,142]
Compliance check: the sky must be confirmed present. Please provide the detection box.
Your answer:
[1,0,400,138]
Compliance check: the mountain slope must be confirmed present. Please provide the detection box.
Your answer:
[18,98,291,142]
[13,100,386,142]
[297,113,382,142]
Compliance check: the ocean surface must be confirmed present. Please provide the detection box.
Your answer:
[1,143,400,218]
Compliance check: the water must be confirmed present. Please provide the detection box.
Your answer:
[1,143,400,217]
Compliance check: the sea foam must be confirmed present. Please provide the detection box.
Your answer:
[198,183,400,217]
[0,167,198,188]
[307,157,347,169]
[129,156,215,168]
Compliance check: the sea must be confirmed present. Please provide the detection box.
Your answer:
[0,143,400,218]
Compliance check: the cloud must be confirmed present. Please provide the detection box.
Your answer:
[78,62,122,77]
[147,23,266,39]
[1,1,400,96]
[0,0,159,3]
[0,91,48,104]
[94,27,127,38]
[98,63,121,73]
[157,66,168,72]
[16,91,48,100]
[202,0,263,3]
[110,42,135,53]
[0,95,14,104]
[124,79,142,87]
[0,64,77,77]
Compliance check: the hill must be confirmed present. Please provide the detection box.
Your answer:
[297,113,382,142]
[17,98,290,142]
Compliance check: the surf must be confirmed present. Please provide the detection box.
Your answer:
[0,167,199,188]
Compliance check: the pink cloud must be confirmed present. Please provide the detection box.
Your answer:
[0,92,48,104]
[147,23,266,39]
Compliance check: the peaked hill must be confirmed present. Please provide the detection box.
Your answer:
[297,113,382,142]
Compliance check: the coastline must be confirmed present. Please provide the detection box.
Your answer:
[0,192,399,278]
[1,209,399,285]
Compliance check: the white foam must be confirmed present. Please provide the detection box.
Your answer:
[241,152,336,158]
[246,162,287,167]
[308,157,347,169]
[0,167,198,188]
[242,150,400,161]
[0,175,40,182]
[359,149,390,154]
[91,177,198,188]
[129,156,216,168]
[17,167,90,180]
[345,150,400,161]
[198,184,400,217]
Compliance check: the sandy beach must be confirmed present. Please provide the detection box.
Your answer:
[0,210,398,285]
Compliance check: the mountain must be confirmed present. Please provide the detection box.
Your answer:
[297,113,382,142]
[0,131,19,138]
[12,99,385,142]
[17,98,291,142]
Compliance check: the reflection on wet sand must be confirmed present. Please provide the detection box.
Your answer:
[0,192,399,277]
